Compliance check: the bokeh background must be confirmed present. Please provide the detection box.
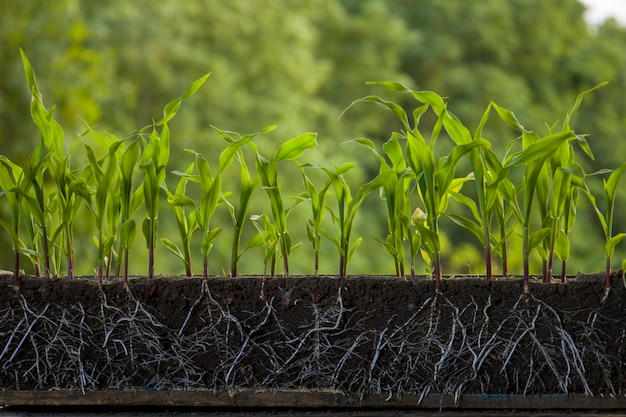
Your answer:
[1,0,625,277]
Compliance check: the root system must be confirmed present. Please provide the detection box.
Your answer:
[1,274,624,399]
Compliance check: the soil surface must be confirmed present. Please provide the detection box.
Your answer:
[1,272,624,401]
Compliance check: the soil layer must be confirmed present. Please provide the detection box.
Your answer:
[0,272,624,402]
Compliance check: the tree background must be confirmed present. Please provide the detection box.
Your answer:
[1,0,625,276]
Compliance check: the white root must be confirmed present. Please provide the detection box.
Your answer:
[0,283,619,398]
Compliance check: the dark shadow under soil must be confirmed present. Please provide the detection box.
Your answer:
[1,272,624,399]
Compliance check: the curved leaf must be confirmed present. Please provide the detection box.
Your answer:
[275,132,318,162]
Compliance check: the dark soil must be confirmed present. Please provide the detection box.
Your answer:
[1,272,624,399]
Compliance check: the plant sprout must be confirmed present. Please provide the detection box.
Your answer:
[323,166,392,279]
[210,125,277,277]
[351,136,414,278]
[502,130,578,292]
[162,162,198,277]
[20,49,94,280]
[116,139,143,284]
[16,141,52,279]
[139,72,211,279]
[584,162,626,303]
[297,162,357,276]
[252,132,318,277]
[0,157,27,286]
[83,130,123,283]
[168,134,256,279]
[250,213,279,279]
[345,82,489,289]
[549,82,607,282]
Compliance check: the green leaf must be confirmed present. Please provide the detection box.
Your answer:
[438,140,490,199]
[0,218,19,245]
[141,217,156,249]
[199,175,222,228]
[347,237,363,264]
[342,95,410,131]
[442,110,472,145]
[120,140,141,180]
[158,73,211,126]
[374,235,398,257]
[120,219,136,251]
[605,233,626,259]
[167,193,195,208]
[449,190,481,222]
[550,167,571,219]
[275,132,318,162]
[555,230,570,261]
[527,227,551,256]
[201,227,222,255]
[605,162,626,211]
[413,220,440,253]
[563,81,608,132]
[505,131,575,167]
[383,136,406,169]
[244,233,265,251]
[161,238,186,263]
[350,138,387,165]
[217,135,254,173]
[446,214,485,245]
[366,80,413,92]
[491,102,531,133]
[20,49,40,98]
[410,90,446,115]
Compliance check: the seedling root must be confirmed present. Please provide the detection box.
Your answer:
[0,286,618,397]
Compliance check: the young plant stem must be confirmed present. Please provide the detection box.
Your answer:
[42,227,51,279]
[434,250,442,291]
[13,244,19,287]
[124,250,130,285]
[501,240,509,278]
[523,224,530,293]
[148,218,155,279]
[66,227,74,280]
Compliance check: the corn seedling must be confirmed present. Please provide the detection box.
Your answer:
[0,157,27,286]
[169,132,255,279]
[211,125,277,277]
[488,171,521,278]
[346,82,489,289]
[138,73,210,279]
[181,150,222,280]
[83,129,123,283]
[323,166,392,279]
[21,50,94,280]
[162,162,198,277]
[584,162,626,303]
[458,103,530,279]
[16,141,52,279]
[250,213,279,279]
[550,83,607,282]
[297,162,357,276]
[47,152,93,281]
[252,132,318,277]
[502,130,579,292]
[349,136,416,278]
[116,139,143,284]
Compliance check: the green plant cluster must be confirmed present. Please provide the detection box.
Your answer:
[1,53,625,297]
[3,1,626,276]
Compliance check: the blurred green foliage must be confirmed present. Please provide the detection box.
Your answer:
[1,0,625,276]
